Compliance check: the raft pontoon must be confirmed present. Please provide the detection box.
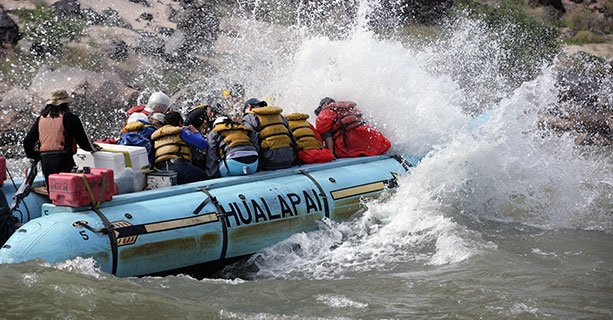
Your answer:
[0,155,414,277]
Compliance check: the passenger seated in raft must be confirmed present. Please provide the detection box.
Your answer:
[126,91,173,118]
[285,113,334,164]
[151,111,208,184]
[242,98,297,170]
[184,101,226,136]
[118,112,155,162]
[314,97,391,158]
[121,92,171,143]
[23,89,97,186]
[206,116,259,178]
[149,112,165,128]
[184,101,225,170]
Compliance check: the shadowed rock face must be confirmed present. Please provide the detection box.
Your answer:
[538,53,613,145]
[0,0,611,157]
[51,0,81,17]
[175,2,220,55]
[530,0,565,12]
[0,9,20,46]
[375,0,453,25]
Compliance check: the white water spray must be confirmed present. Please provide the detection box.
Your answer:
[204,0,613,279]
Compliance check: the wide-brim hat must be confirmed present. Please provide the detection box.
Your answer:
[46,89,73,106]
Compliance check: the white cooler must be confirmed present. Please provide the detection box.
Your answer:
[74,149,126,172]
[74,144,150,193]
[95,143,150,170]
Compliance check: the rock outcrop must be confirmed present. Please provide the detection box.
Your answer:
[0,0,610,157]
[539,53,612,145]
[0,9,20,47]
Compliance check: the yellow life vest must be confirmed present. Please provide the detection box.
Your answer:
[251,106,292,150]
[123,121,156,134]
[151,125,192,164]
[213,122,253,157]
[123,121,144,134]
[285,113,323,151]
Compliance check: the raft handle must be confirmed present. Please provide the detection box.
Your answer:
[193,197,210,215]
[73,220,110,234]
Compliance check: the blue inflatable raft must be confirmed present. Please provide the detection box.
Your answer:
[0,155,414,277]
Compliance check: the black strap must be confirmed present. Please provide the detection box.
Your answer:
[261,131,291,139]
[299,171,330,219]
[222,156,229,175]
[155,153,191,167]
[294,124,311,129]
[91,207,118,275]
[297,133,317,140]
[288,123,300,155]
[155,140,190,158]
[197,187,228,260]
[0,189,18,245]
[259,132,293,151]
[216,137,229,171]
[391,155,413,170]
[338,126,349,148]
[155,141,188,149]
[341,120,364,130]
[259,120,283,130]
[333,120,365,148]
[192,197,210,216]
[332,112,364,148]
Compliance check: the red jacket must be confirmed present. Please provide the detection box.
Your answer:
[127,105,149,116]
[297,123,334,163]
[315,101,390,158]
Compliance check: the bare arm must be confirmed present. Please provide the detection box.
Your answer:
[324,136,334,154]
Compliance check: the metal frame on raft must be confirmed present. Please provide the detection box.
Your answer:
[0,155,414,277]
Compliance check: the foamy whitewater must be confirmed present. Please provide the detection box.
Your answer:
[208,1,613,281]
[1,0,611,318]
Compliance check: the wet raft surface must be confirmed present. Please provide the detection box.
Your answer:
[0,156,408,277]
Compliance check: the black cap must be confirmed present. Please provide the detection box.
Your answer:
[185,107,207,127]
[244,98,268,108]
[315,97,335,115]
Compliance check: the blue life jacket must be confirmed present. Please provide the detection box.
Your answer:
[119,132,153,155]
[120,121,155,162]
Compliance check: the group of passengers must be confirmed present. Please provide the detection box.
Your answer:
[24,88,391,187]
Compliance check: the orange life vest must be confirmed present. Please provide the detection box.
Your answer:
[39,113,76,153]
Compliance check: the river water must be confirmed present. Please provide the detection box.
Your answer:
[1,1,612,319]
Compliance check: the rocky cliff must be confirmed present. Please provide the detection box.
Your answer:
[0,0,611,157]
